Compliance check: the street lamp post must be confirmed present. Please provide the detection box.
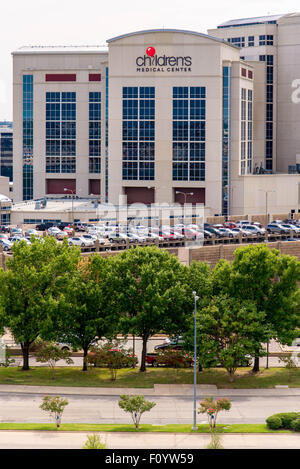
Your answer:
[175,191,194,205]
[64,188,76,235]
[192,291,199,431]
[259,190,275,226]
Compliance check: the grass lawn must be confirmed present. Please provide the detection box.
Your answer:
[0,366,300,388]
[0,423,293,433]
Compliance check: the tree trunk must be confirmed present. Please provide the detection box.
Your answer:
[20,342,30,371]
[82,346,89,371]
[198,363,203,372]
[140,335,148,372]
[252,356,260,373]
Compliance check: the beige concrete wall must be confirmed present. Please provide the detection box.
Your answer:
[0,176,10,198]
[12,51,108,203]
[107,30,242,215]
[277,14,300,172]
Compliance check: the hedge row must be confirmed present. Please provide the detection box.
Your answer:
[266,412,300,431]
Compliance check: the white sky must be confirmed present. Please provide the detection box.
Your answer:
[0,0,299,120]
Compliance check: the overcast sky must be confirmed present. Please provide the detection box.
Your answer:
[0,0,299,120]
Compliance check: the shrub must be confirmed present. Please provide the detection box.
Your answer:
[118,394,156,428]
[266,415,282,430]
[205,430,224,449]
[82,434,107,449]
[277,412,300,428]
[291,419,300,432]
[40,395,69,428]
[266,412,300,430]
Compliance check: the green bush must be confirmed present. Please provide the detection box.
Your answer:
[277,412,300,428]
[266,412,300,430]
[266,415,282,430]
[82,434,107,449]
[291,419,300,432]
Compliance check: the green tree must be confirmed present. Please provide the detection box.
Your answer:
[40,395,69,428]
[182,261,213,372]
[109,246,191,372]
[35,339,74,379]
[198,396,231,429]
[87,340,137,380]
[118,394,156,428]
[55,255,119,371]
[0,237,80,370]
[212,244,300,372]
[195,295,266,381]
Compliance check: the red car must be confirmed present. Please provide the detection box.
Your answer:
[223,222,237,229]
[87,349,138,367]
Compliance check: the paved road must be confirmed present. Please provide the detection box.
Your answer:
[1,391,300,425]
[0,430,299,449]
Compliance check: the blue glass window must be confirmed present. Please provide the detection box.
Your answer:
[172,87,206,181]
[46,91,76,173]
[122,86,155,180]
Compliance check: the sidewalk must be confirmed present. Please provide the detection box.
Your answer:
[0,430,299,449]
[1,383,300,396]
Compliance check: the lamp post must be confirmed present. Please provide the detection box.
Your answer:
[175,191,194,205]
[259,189,275,226]
[64,188,76,235]
[192,291,199,431]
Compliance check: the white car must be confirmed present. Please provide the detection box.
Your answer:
[68,236,94,247]
[25,229,40,238]
[0,239,12,251]
[280,223,300,233]
[243,224,266,235]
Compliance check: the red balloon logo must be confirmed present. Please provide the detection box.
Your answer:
[146,47,156,57]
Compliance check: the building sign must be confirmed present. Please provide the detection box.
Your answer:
[136,47,192,73]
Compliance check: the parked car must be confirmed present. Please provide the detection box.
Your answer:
[280,223,300,233]
[47,226,61,235]
[55,342,72,351]
[8,236,31,245]
[267,223,290,234]
[58,222,72,231]
[205,227,222,237]
[63,227,74,236]
[242,224,265,235]
[68,236,94,247]
[87,349,138,367]
[145,350,193,367]
[0,225,10,233]
[108,233,128,244]
[10,227,23,236]
[74,222,87,232]
[36,222,55,231]
[223,222,237,229]
[0,239,12,251]
[25,229,40,238]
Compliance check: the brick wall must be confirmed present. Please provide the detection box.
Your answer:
[190,240,300,268]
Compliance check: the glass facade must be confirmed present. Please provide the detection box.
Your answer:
[240,88,253,175]
[172,87,206,181]
[260,55,274,170]
[23,75,34,200]
[45,92,76,173]
[122,86,155,180]
[222,67,231,216]
[105,67,109,201]
[227,37,245,48]
[0,132,13,181]
[89,92,101,174]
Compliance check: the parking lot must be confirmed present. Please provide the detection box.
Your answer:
[2,217,300,254]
